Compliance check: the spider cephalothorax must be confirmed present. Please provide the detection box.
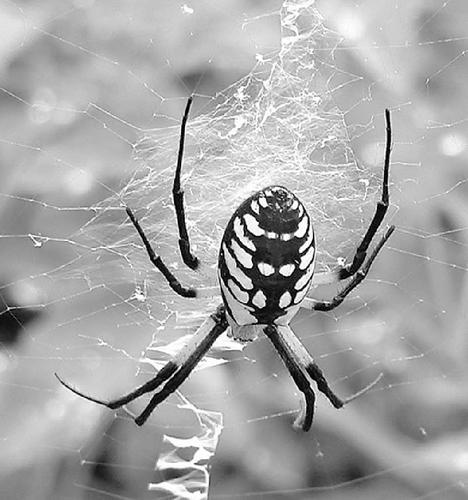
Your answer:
[56,97,394,431]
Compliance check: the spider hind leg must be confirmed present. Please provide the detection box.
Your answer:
[55,361,178,410]
[264,325,382,430]
[304,363,344,409]
[264,325,316,432]
[56,305,228,425]
[306,363,383,407]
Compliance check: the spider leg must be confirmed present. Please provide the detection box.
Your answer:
[311,109,392,288]
[135,304,228,425]
[55,361,178,409]
[125,207,196,298]
[275,325,382,407]
[172,96,199,270]
[264,325,316,432]
[306,225,394,312]
[56,304,228,424]
[271,325,343,409]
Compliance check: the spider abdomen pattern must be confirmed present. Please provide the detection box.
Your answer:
[218,185,315,328]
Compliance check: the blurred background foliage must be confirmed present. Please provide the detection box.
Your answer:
[1,0,468,499]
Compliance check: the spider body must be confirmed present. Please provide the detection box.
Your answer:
[218,185,315,338]
[56,98,394,431]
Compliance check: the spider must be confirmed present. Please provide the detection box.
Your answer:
[56,98,395,431]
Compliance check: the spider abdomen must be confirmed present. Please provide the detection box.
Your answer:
[218,185,315,328]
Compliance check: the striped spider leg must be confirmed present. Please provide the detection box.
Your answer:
[263,325,384,430]
[56,305,228,426]
[56,99,394,431]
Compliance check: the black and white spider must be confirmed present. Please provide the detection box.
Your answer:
[56,98,394,431]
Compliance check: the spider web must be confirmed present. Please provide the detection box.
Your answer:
[0,0,467,499]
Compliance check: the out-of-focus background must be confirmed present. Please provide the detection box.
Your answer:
[1,0,468,499]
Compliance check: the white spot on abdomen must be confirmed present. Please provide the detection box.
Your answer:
[258,262,275,276]
[259,196,268,208]
[252,290,267,308]
[244,213,265,237]
[295,215,309,238]
[231,239,253,268]
[234,217,256,251]
[228,279,249,303]
[219,276,257,326]
[279,291,292,308]
[293,282,310,305]
[223,244,254,290]
[299,227,314,253]
[294,259,315,302]
[299,244,315,270]
[295,265,314,290]
[279,263,295,276]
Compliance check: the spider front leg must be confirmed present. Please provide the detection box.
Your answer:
[312,109,392,287]
[172,96,199,270]
[56,305,228,426]
[125,207,196,298]
[124,97,201,298]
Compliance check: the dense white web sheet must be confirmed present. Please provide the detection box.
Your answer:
[0,0,468,499]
